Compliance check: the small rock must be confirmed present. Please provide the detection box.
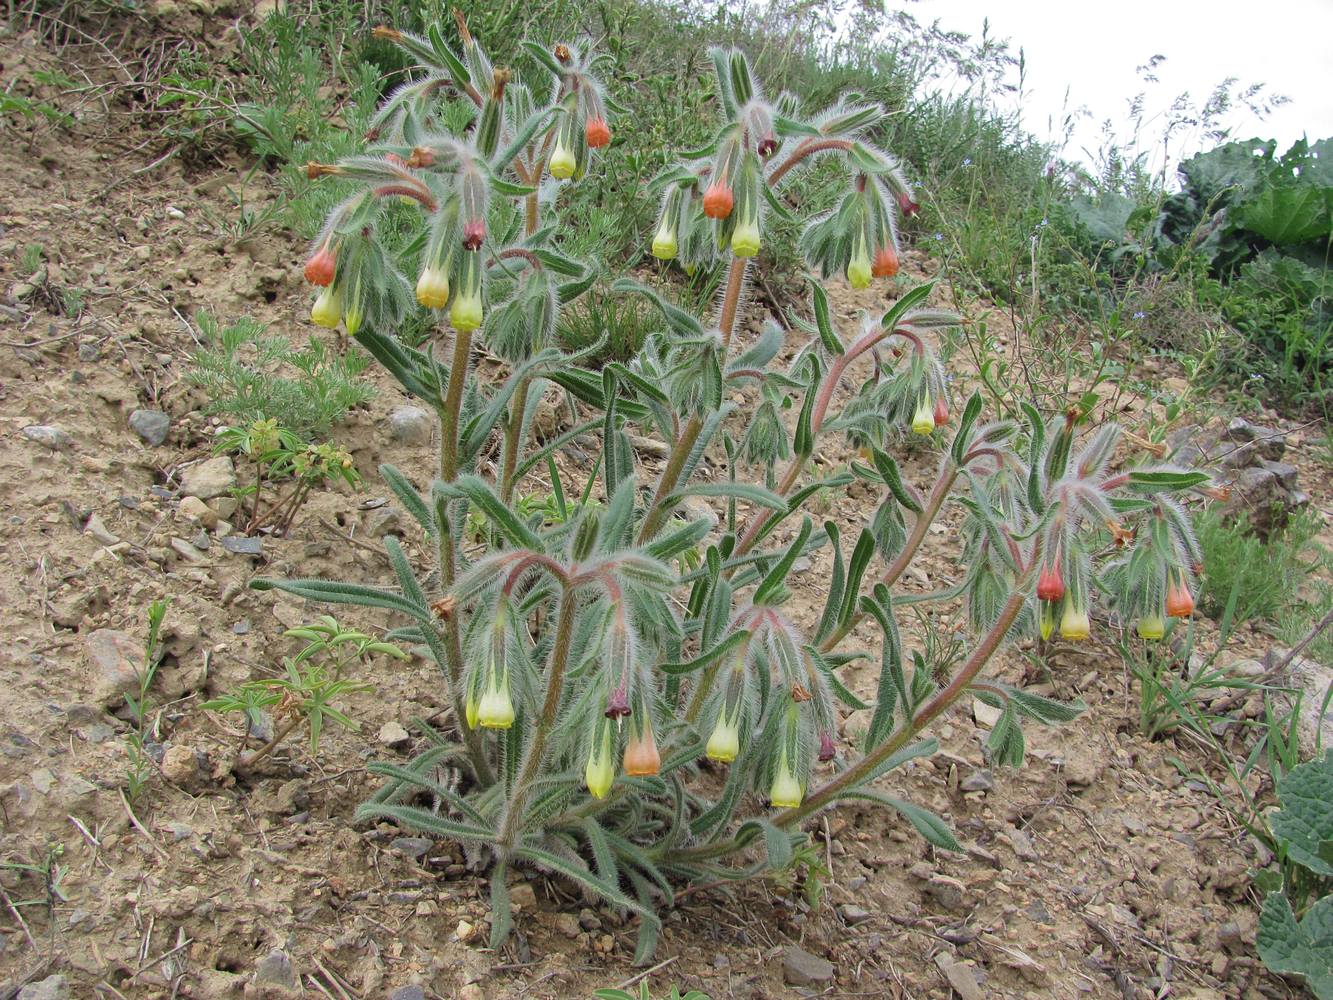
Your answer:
[1262,459,1299,491]
[161,744,200,786]
[971,699,1002,728]
[170,537,206,563]
[362,505,402,538]
[455,919,478,943]
[84,513,120,546]
[129,409,171,446]
[960,769,994,793]
[388,406,432,445]
[628,433,669,458]
[510,882,537,911]
[1060,746,1105,787]
[22,425,72,451]
[178,495,218,528]
[554,912,581,938]
[84,629,144,708]
[378,721,411,748]
[840,904,872,926]
[253,949,299,993]
[925,874,968,911]
[392,837,432,859]
[221,535,263,556]
[578,908,601,930]
[180,456,236,500]
[389,987,426,1000]
[1005,826,1040,861]
[17,975,70,1000]
[783,945,836,987]
[933,955,983,1000]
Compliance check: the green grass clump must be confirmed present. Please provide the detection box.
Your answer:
[1197,508,1322,626]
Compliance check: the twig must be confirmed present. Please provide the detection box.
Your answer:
[118,789,169,860]
[612,955,677,991]
[126,937,193,986]
[0,885,37,952]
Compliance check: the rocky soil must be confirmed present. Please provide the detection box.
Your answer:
[0,8,1330,1000]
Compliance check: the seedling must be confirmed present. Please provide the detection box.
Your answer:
[125,600,169,802]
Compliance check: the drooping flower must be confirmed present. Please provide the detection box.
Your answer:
[769,745,803,808]
[872,244,899,278]
[703,180,734,220]
[1136,614,1165,640]
[415,265,450,310]
[585,116,611,149]
[846,236,872,289]
[342,277,364,336]
[1038,600,1055,641]
[462,219,485,252]
[549,129,577,180]
[932,397,949,428]
[706,703,741,763]
[1036,562,1065,603]
[585,718,615,799]
[1165,575,1194,618]
[450,254,483,332]
[896,192,920,217]
[623,723,661,777]
[652,217,678,260]
[477,669,515,729]
[304,242,336,286]
[310,285,342,329]
[911,396,934,436]
[731,216,761,258]
[1059,601,1090,641]
[817,731,837,763]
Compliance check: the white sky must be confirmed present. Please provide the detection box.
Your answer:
[882,0,1333,179]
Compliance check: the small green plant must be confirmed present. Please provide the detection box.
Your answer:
[202,617,404,769]
[1196,509,1321,625]
[215,418,361,535]
[18,243,43,276]
[1257,752,1333,998]
[0,845,70,917]
[125,600,170,802]
[187,310,374,438]
[594,985,709,1000]
[558,288,653,362]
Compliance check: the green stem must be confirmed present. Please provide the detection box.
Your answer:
[497,586,578,855]
[499,377,531,503]
[438,326,473,483]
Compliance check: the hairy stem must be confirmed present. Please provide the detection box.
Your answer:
[498,586,578,854]
[499,378,530,504]
[438,326,473,483]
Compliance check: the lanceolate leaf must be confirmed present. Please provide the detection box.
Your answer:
[837,789,962,852]
[1125,470,1211,494]
[250,578,429,621]
[754,517,814,606]
[809,281,844,355]
[950,390,985,465]
[660,629,750,675]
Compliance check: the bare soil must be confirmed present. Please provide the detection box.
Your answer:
[1,10,1330,1000]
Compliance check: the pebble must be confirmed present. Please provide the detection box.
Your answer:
[128,408,170,446]
[178,495,218,528]
[84,629,144,708]
[960,769,994,792]
[510,882,537,911]
[84,512,120,546]
[783,945,836,987]
[161,744,201,787]
[388,405,432,444]
[840,903,872,926]
[17,975,70,1000]
[554,912,581,938]
[378,721,410,748]
[362,505,402,538]
[180,456,236,500]
[389,987,425,1000]
[170,537,206,563]
[22,425,72,451]
[220,535,263,556]
[253,949,299,993]
[392,837,432,859]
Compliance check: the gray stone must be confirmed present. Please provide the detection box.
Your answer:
[783,945,836,987]
[392,837,432,859]
[84,513,119,546]
[1262,460,1299,491]
[378,721,410,748]
[388,406,432,445]
[840,903,872,926]
[960,769,994,792]
[84,629,144,708]
[1223,465,1293,538]
[254,949,299,992]
[22,425,72,451]
[18,975,70,1000]
[170,537,206,563]
[129,409,170,446]
[389,988,426,1000]
[180,456,236,500]
[554,912,581,938]
[362,505,402,538]
[220,535,263,556]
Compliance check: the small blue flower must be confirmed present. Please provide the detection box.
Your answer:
[933,233,943,241]
[1133,311,1145,320]
[962,157,972,167]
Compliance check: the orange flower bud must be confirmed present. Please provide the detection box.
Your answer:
[872,245,899,278]
[304,243,336,286]
[933,397,949,428]
[1165,577,1194,618]
[585,116,611,149]
[703,181,734,220]
[623,725,660,777]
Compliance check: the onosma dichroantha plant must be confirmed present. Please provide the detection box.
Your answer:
[251,16,1212,962]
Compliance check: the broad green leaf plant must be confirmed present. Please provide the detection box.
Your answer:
[251,17,1211,962]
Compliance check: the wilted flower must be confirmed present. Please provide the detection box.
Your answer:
[817,731,836,762]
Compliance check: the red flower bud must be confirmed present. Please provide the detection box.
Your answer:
[871,245,899,278]
[463,219,485,251]
[303,243,336,286]
[1036,563,1064,603]
[703,181,734,220]
[585,116,611,149]
[604,685,630,720]
[933,397,949,428]
[897,192,920,217]
[818,732,836,762]
[757,134,777,157]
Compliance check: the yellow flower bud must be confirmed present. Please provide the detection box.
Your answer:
[911,396,935,436]
[731,217,761,258]
[769,747,803,809]
[311,285,342,329]
[549,133,576,180]
[477,679,514,729]
[847,238,872,289]
[1059,602,1090,641]
[651,219,678,260]
[584,722,615,799]
[1136,614,1165,640]
[706,707,740,763]
[415,265,450,309]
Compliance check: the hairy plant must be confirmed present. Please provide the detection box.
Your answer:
[247,18,1209,962]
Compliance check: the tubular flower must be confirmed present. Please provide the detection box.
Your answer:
[415,264,450,310]
[846,237,872,289]
[872,244,899,278]
[342,278,364,336]
[623,723,661,777]
[769,746,803,809]
[304,242,336,286]
[477,671,515,729]
[585,116,611,149]
[933,397,949,428]
[897,192,920,217]
[1038,600,1056,641]
[703,180,734,220]
[1036,563,1065,603]
[1136,614,1165,640]
[652,217,678,260]
[1165,576,1195,618]
[549,130,577,180]
[1059,601,1091,641]
[450,254,483,332]
[311,285,342,329]
[911,396,934,436]
[706,704,741,763]
[462,219,485,252]
[731,217,760,258]
[584,719,615,799]
[818,731,837,763]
